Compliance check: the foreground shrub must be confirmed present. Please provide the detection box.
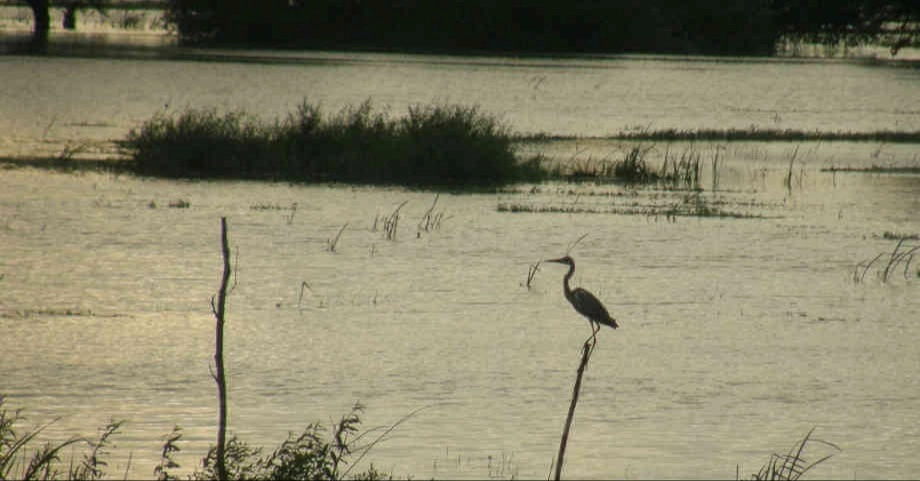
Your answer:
[2,396,389,481]
[162,402,390,481]
[125,100,542,186]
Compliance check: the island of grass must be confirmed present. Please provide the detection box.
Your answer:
[123,100,544,187]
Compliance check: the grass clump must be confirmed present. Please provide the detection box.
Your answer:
[0,396,125,481]
[183,403,391,481]
[548,145,704,188]
[1,396,391,481]
[741,428,840,481]
[127,108,271,179]
[125,100,542,187]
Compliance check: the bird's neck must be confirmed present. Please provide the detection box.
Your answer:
[562,263,575,294]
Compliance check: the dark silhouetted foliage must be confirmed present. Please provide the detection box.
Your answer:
[162,0,782,55]
[161,0,919,55]
[124,101,544,186]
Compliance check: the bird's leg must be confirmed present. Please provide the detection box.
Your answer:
[584,321,599,347]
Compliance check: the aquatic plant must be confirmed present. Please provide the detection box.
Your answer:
[126,108,271,179]
[660,145,704,188]
[854,237,919,283]
[545,144,709,188]
[821,165,920,174]
[497,193,761,219]
[605,128,920,143]
[374,200,407,241]
[741,428,840,481]
[523,260,542,290]
[327,223,348,252]
[417,194,448,235]
[125,100,537,187]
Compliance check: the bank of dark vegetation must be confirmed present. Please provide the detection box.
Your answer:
[158,0,919,56]
[124,101,543,186]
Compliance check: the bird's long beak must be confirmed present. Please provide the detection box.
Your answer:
[544,257,566,264]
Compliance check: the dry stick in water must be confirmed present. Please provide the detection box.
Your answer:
[554,337,596,481]
[328,222,348,252]
[210,217,232,481]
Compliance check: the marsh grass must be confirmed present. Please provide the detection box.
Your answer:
[548,145,709,188]
[125,101,536,186]
[523,261,542,289]
[374,201,407,241]
[0,396,125,481]
[660,145,704,188]
[742,428,840,481]
[821,165,920,174]
[854,237,919,283]
[520,128,920,143]
[417,194,449,235]
[498,191,761,219]
[327,223,348,252]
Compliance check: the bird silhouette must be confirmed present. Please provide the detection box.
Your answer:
[546,256,618,341]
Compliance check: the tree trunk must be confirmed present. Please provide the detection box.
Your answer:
[27,0,50,52]
[27,0,50,33]
[63,5,77,30]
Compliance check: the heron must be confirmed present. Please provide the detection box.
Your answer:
[545,256,618,340]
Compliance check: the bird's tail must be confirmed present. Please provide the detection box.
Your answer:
[604,317,619,329]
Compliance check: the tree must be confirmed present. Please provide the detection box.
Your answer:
[772,0,920,54]
[23,0,50,50]
[18,0,107,52]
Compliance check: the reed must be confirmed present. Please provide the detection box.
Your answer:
[417,194,448,235]
[125,100,534,186]
[598,128,920,143]
[854,238,920,283]
[327,223,348,252]
[297,281,311,309]
[0,396,125,481]
[742,428,840,481]
[286,202,297,225]
[523,261,541,290]
[377,200,407,241]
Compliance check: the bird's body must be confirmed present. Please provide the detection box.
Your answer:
[546,256,618,336]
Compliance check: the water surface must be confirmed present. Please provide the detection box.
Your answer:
[1,44,919,480]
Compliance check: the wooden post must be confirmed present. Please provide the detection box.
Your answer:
[554,337,595,480]
[212,217,231,481]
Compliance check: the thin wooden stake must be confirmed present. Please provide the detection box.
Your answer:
[211,217,231,481]
[554,337,595,480]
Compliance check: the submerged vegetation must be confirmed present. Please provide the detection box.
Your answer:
[521,128,920,143]
[124,101,543,186]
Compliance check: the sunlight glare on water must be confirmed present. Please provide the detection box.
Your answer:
[0,48,919,480]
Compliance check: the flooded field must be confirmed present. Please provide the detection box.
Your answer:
[1,44,919,479]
